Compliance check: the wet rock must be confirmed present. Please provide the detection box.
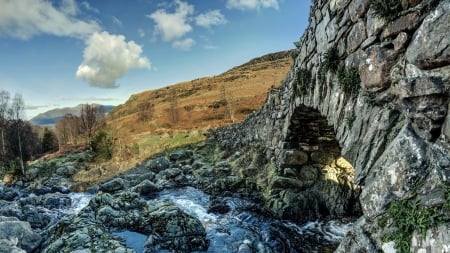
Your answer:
[133,179,160,195]
[208,198,231,214]
[100,178,126,193]
[0,216,42,252]
[145,201,208,252]
[0,185,19,201]
[169,149,194,162]
[145,157,170,172]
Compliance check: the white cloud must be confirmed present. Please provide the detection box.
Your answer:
[61,0,78,15]
[0,0,101,40]
[76,31,151,88]
[147,0,194,41]
[226,0,279,11]
[138,28,145,38]
[112,16,123,27]
[172,38,195,50]
[195,10,227,28]
[81,1,99,13]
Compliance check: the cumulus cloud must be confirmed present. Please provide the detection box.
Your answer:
[76,31,151,88]
[147,0,194,42]
[226,0,279,11]
[0,0,101,40]
[172,38,195,50]
[195,10,228,28]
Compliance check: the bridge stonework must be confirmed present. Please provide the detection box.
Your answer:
[215,0,450,251]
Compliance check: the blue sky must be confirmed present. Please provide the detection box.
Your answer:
[0,0,310,119]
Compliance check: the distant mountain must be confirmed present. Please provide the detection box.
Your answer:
[31,104,115,126]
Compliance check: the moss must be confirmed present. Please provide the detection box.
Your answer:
[370,0,405,22]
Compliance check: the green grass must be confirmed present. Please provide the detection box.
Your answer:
[141,131,205,158]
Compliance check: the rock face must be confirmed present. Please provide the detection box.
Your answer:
[214,0,450,252]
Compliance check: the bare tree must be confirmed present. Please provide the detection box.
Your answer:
[9,93,25,175]
[56,113,82,146]
[79,104,105,142]
[138,101,155,122]
[0,90,10,158]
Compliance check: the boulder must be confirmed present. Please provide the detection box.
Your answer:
[100,178,126,193]
[0,216,42,252]
[145,157,170,172]
[169,149,194,162]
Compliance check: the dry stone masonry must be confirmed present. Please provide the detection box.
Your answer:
[215,0,450,251]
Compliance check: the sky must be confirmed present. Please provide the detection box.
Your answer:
[0,0,311,119]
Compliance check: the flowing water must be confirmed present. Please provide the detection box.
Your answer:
[64,187,352,252]
[158,187,353,253]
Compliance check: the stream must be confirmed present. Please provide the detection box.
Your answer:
[2,183,352,252]
[87,187,353,253]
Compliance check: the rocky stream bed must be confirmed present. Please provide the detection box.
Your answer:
[0,140,357,252]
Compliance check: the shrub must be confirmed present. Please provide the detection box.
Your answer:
[370,0,404,22]
[91,130,114,162]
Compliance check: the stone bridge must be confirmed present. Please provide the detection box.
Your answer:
[215,0,450,251]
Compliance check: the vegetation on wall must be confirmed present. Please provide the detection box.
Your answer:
[323,46,340,74]
[337,65,361,96]
[294,68,312,96]
[379,184,450,253]
[370,0,405,22]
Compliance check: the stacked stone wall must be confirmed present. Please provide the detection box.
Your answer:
[215,0,450,251]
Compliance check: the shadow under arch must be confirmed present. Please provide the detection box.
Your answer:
[267,104,362,223]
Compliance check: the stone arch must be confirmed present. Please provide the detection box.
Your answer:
[269,104,361,223]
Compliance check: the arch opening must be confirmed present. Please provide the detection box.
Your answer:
[268,105,361,223]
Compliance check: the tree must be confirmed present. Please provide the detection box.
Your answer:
[42,128,58,153]
[9,94,25,175]
[0,90,10,159]
[55,113,82,146]
[79,104,105,142]
[138,101,154,122]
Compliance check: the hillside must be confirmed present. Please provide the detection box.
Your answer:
[106,50,292,152]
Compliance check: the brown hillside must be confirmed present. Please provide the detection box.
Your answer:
[105,50,291,156]
[71,51,292,184]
